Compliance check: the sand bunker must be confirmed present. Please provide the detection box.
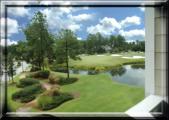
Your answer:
[122,56,145,59]
[111,54,122,57]
[97,55,105,56]
[133,56,145,59]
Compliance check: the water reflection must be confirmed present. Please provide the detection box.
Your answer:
[69,64,145,87]
[112,65,145,87]
[131,64,145,69]
[109,67,126,76]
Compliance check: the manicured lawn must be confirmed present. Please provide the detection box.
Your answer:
[69,52,144,69]
[7,52,145,112]
[7,71,144,112]
[48,72,144,112]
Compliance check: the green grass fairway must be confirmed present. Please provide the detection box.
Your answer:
[69,52,144,69]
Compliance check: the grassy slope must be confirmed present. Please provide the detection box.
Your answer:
[7,52,145,112]
[8,72,144,112]
[69,52,144,68]
[7,75,24,111]
[49,72,144,112]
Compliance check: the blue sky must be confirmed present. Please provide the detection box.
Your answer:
[1,4,145,45]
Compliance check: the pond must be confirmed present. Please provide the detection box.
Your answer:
[69,64,145,88]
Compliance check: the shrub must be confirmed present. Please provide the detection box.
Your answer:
[30,66,41,72]
[38,92,74,110]
[94,66,106,72]
[26,72,39,78]
[42,87,60,96]
[37,70,50,78]
[12,84,44,103]
[57,77,78,85]
[16,78,39,88]
[20,95,36,103]
[27,70,50,79]
[48,73,60,84]
[51,67,67,73]
[38,95,55,110]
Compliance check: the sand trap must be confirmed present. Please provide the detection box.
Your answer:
[111,54,122,57]
[97,55,105,56]
[122,57,133,59]
[133,56,145,59]
[122,56,145,59]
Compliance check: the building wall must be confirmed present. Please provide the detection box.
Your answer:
[154,6,167,101]
[145,6,168,102]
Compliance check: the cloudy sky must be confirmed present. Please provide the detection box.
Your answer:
[1,3,145,46]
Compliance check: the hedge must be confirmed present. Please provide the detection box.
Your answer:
[27,70,50,79]
[57,77,78,85]
[16,78,39,88]
[12,84,44,103]
[38,92,74,110]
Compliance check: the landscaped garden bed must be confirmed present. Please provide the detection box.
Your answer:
[38,89,74,110]
[12,84,45,103]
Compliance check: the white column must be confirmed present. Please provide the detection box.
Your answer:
[145,7,155,96]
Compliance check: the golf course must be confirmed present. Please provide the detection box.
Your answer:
[7,52,145,112]
[1,10,146,113]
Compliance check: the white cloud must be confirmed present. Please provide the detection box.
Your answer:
[8,7,30,17]
[87,15,144,42]
[126,39,136,43]
[0,39,17,46]
[77,37,82,40]
[68,14,93,21]
[60,7,73,14]
[41,8,83,32]
[67,24,81,32]
[120,16,141,28]
[139,7,145,12]
[87,17,121,35]
[41,7,73,17]
[101,17,121,29]
[119,29,145,38]
[1,18,19,38]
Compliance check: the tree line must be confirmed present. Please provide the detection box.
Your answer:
[1,11,145,82]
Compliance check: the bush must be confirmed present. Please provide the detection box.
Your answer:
[16,78,39,88]
[37,70,50,78]
[42,87,60,96]
[57,77,78,85]
[38,96,55,110]
[51,67,67,73]
[94,66,106,72]
[12,84,44,103]
[38,92,74,110]
[20,95,36,103]
[48,73,60,84]
[30,66,41,72]
[27,70,50,79]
